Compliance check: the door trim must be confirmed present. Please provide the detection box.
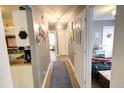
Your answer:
[84,6,95,88]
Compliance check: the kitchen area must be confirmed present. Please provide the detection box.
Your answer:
[1,5,34,87]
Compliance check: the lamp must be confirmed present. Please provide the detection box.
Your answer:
[111,10,116,16]
[111,5,116,16]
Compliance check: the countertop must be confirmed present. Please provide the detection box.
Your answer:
[10,58,31,66]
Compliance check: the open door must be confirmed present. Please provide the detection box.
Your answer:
[0,10,13,88]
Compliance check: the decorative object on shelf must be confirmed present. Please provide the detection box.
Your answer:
[18,27,28,39]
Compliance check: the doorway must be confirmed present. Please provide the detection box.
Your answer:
[91,5,116,88]
[48,32,57,62]
[1,5,34,88]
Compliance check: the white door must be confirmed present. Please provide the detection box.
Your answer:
[74,9,86,87]
[58,30,68,55]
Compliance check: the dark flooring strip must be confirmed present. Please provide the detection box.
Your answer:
[50,61,72,88]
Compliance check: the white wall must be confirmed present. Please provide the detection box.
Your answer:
[27,7,50,87]
[92,20,115,46]
[102,26,114,57]
[68,34,74,64]
[11,65,34,88]
[68,6,94,88]
[68,8,87,87]
[110,6,124,88]
[73,11,85,87]
[0,10,13,88]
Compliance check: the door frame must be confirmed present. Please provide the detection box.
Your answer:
[84,6,95,88]
[0,10,13,87]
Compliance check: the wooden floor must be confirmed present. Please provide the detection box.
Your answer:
[42,54,80,88]
[92,79,102,88]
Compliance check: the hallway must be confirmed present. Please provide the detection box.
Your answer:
[28,5,85,88]
[1,5,124,88]
[42,54,80,88]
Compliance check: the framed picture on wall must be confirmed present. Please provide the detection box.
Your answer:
[75,26,81,44]
[69,21,74,43]
[6,36,16,48]
[71,21,74,30]
[75,17,82,44]
[72,21,75,42]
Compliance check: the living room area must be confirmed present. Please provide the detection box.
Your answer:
[91,5,116,88]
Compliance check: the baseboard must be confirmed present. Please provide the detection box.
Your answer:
[41,62,52,88]
[42,57,83,88]
[67,58,83,88]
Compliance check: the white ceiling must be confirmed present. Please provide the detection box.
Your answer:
[0,5,115,26]
[93,5,115,21]
[0,5,85,26]
[35,5,85,25]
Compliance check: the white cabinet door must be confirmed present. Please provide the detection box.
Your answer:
[12,10,30,47]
